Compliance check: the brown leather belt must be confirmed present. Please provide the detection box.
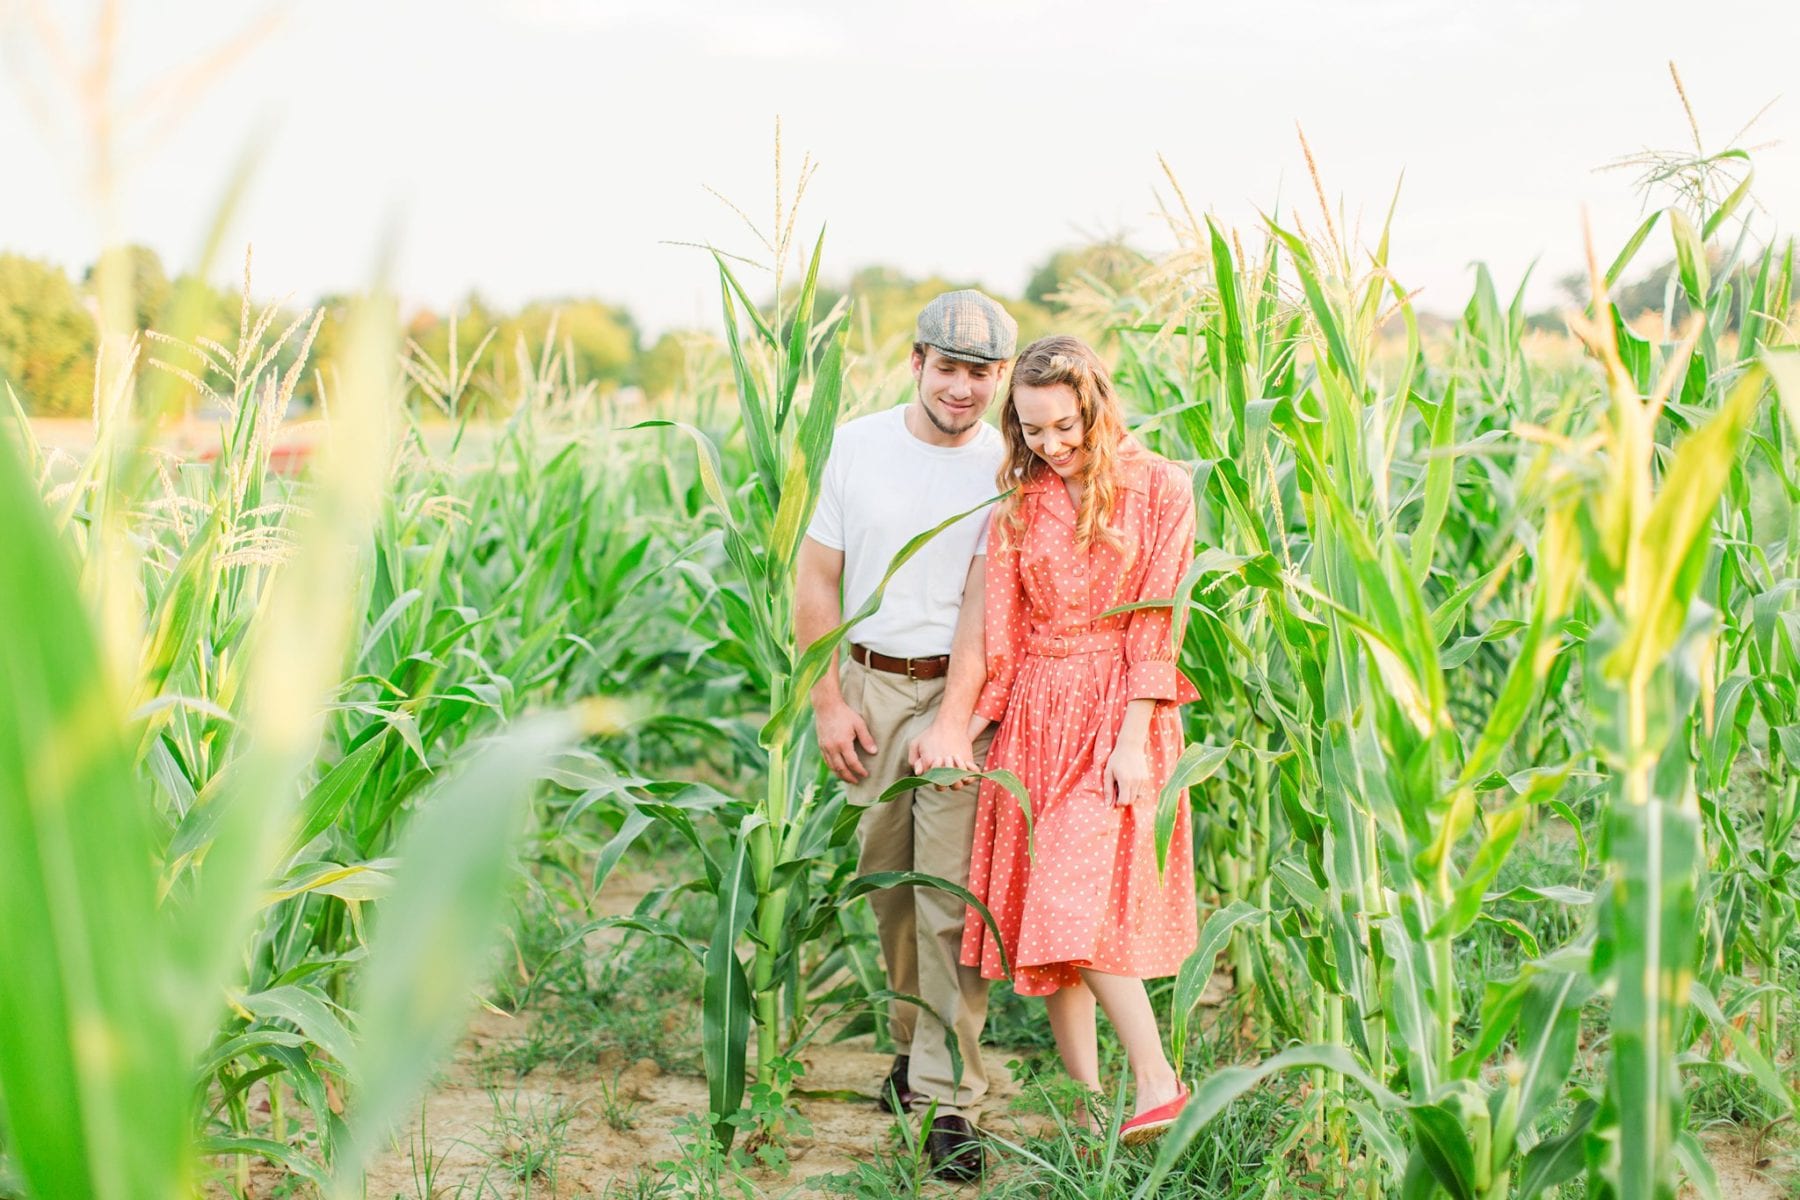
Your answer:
[851,643,951,680]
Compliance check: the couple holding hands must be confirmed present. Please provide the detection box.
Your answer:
[797,290,1199,1180]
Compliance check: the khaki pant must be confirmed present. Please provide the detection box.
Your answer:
[844,657,994,1118]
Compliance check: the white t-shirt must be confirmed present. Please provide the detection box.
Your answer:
[807,405,1004,657]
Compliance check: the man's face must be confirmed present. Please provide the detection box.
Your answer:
[912,346,1004,437]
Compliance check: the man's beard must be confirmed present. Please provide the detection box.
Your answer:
[921,390,979,436]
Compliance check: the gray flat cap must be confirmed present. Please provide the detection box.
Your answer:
[915,290,1018,364]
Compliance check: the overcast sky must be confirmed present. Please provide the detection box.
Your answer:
[4,0,1795,335]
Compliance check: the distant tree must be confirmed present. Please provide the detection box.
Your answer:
[804,266,1051,361]
[499,299,639,399]
[84,244,171,334]
[1024,239,1149,311]
[0,254,97,416]
[638,328,717,400]
[1554,262,1677,319]
[1544,246,1760,332]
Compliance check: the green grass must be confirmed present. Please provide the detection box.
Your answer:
[477,1089,577,1194]
[479,878,710,1082]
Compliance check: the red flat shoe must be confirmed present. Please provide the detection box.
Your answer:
[1119,1084,1190,1145]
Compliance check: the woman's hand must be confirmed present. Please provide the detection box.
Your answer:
[1103,740,1153,807]
[908,719,980,790]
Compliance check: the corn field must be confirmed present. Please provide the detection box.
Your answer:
[2,128,1798,1200]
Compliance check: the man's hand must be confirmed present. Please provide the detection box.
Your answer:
[817,699,877,783]
[908,720,979,789]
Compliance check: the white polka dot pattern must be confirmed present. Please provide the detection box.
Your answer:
[959,440,1201,997]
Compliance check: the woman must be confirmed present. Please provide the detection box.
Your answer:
[932,334,1200,1142]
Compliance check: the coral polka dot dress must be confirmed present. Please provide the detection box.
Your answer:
[959,438,1200,997]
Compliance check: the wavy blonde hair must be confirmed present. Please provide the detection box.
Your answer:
[995,334,1129,550]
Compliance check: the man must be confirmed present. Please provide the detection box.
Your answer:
[795,289,1016,1181]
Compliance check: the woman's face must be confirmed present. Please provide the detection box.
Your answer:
[1012,381,1087,479]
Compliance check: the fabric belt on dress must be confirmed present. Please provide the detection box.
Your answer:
[850,642,951,680]
[1025,630,1127,658]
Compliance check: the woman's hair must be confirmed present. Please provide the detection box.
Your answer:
[995,334,1129,549]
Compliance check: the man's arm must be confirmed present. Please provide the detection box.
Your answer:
[908,554,989,778]
[796,534,876,783]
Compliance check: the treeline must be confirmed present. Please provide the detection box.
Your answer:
[0,245,646,417]
[8,235,1727,418]
[1,241,1146,417]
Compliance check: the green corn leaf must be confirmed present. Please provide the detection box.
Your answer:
[713,250,778,350]
[1604,210,1664,295]
[1430,799,1528,940]
[1410,380,1457,583]
[1598,799,1704,1200]
[1266,221,1358,387]
[766,327,846,575]
[240,985,357,1068]
[199,1136,329,1191]
[556,913,705,962]
[703,830,758,1147]
[1670,208,1712,307]
[1474,911,1542,958]
[331,712,580,1195]
[1407,1101,1479,1200]
[284,731,389,862]
[1154,741,1235,876]
[0,420,193,1200]
[716,270,781,506]
[1351,1099,1411,1178]
[1514,970,1593,1128]
[1271,858,1325,909]
[1169,900,1263,1076]
[1673,1129,1722,1200]
[632,419,736,524]
[261,860,394,906]
[844,870,1011,980]
[133,509,222,711]
[1767,349,1800,443]
[776,227,827,430]
[1429,556,1514,646]
[1206,216,1251,429]
[1607,365,1765,683]
[881,767,1034,861]
[1514,1100,1595,1200]
[590,808,655,896]
[1483,883,1593,906]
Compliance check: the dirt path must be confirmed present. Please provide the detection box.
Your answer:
[357,1013,1044,1198]
[354,871,1046,1197]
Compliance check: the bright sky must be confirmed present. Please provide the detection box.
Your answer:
[4,0,1796,336]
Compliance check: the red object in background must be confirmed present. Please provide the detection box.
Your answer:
[195,438,315,476]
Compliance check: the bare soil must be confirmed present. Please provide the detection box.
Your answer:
[354,1013,1041,1198]
[348,869,1048,1198]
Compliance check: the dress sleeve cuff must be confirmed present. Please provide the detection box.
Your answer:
[974,682,1011,723]
[1126,660,1179,702]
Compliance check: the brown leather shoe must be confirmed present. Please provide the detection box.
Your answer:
[925,1113,983,1182]
[877,1054,918,1114]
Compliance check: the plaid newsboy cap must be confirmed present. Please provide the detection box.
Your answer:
[914,290,1018,364]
